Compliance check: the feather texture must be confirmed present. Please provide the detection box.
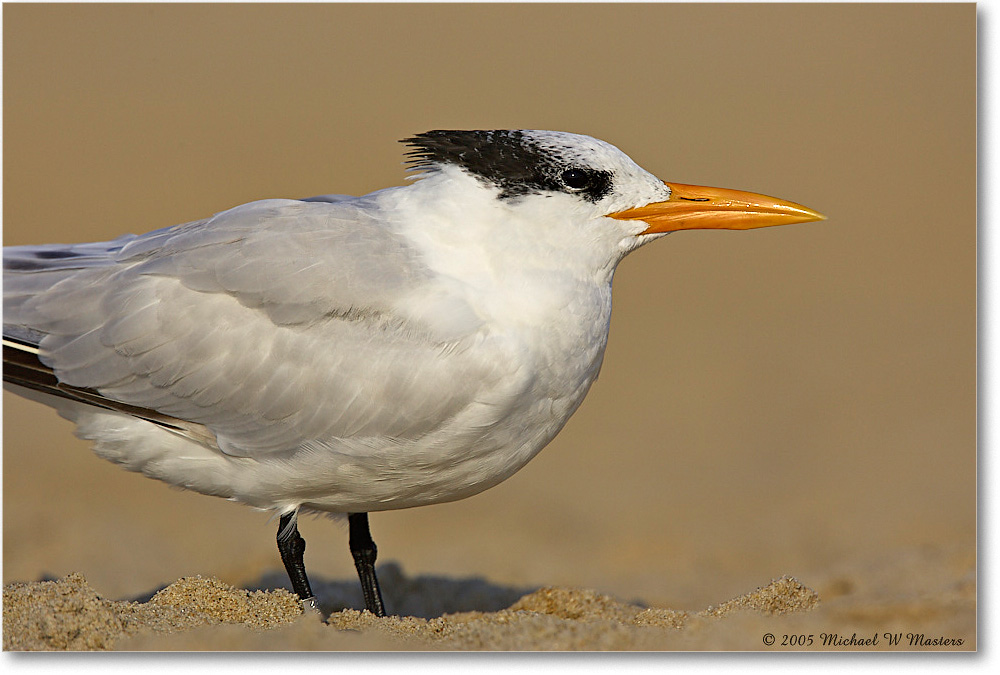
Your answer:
[4,198,507,463]
[2,130,679,512]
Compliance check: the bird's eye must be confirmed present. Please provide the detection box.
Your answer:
[560,169,591,190]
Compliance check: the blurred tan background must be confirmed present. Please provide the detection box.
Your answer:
[3,1,974,621]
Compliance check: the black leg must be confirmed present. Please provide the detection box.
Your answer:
[348,512,386,616]
[277,512,315,604]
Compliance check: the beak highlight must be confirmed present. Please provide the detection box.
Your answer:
[609,182,826,234]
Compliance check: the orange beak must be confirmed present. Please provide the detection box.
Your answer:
[609,182,826,234]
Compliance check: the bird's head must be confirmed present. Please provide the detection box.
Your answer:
[401,129,825,250]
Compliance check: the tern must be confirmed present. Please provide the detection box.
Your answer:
[3,130,824,617]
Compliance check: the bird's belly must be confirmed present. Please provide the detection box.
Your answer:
[292,385,592,513]
[238,334,606,513]
[292,319,610,513]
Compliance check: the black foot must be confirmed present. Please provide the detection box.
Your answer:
[348,512,386,616]
[277,512,315,604]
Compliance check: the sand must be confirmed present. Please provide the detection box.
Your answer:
[2,542,974,651]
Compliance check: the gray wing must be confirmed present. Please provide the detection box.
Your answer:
[4,198,500,457]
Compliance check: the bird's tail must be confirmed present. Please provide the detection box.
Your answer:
[3,238,135,328]
[3,239,215,445]
[3,331,212,442]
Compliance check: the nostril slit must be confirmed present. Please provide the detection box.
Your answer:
[679,197,710,202]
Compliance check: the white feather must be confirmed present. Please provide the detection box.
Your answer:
[3,130,673,514]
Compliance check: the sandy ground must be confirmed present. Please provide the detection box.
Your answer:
[1,3,976,653]
[3,542,973,651]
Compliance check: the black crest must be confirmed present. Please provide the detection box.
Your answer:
[401,130,612,203]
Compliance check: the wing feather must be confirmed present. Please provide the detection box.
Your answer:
[4,197,500,458]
